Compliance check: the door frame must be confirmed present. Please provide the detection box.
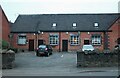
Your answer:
[29,39,34,51]
[62,40,68,51]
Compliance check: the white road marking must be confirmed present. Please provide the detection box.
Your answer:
[61,55,63,57]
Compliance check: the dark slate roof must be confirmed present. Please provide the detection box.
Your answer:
[11,13,120,33]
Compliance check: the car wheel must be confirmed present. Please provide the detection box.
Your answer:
[36,52,39,56]
[46,53,49,57]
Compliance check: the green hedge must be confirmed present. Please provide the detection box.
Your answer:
[2,40,10,49]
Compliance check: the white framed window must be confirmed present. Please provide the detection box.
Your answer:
[70,35,79,45]
[18,36,27,45]
[49,34,59,45]
[91,35,101,45]
[94,22,99,28]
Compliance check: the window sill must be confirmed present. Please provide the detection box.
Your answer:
[50,44,58,46]
[17,44,27,46]
[70,44,80,46]
[92,45,101,46]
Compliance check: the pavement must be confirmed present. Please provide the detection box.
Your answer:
[1,51,119,77]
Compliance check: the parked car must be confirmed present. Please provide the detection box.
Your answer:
[36,45,53,56]
[82,45,95,53]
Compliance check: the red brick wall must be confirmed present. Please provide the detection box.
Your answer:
[119,20,120,38]
[60,32,79,51]
[108,19,120,50]
[12,33,36,50]
[38,32,59,51]
[12,32,105,51]
[81,32,104,51]
[0,8,2,39]
[0,7,10,43]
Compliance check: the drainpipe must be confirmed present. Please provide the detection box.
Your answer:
[9,33,13,48]
[59,32,61,52]
[35,22,40,50]
[104,32,109,50]
[35,32,37,50]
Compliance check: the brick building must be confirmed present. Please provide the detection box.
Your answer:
[11,14,120,52]
[0,5,10,43]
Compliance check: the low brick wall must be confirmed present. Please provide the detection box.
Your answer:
[77,51,119,67]
[0,50,15,69]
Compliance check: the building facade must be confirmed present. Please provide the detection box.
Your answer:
[0,5,10,43]
[11,14,120,52]
[108,18,120,49]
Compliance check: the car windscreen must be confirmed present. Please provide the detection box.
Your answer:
[39,45,46,48]
[83,45,93,49]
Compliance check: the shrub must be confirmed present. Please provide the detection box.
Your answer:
[2,40,10,49]
[0,40,2,49]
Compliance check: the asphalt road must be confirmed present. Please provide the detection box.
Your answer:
[2,51,119,77]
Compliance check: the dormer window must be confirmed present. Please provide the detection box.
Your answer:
[94,22,99,28]
[52,23,57,27]
[72,23,77,29]
[73,23,77,27]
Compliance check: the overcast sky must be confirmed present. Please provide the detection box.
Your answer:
[0,0,119,22]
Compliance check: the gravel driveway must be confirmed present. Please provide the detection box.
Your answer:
[14,52,77,69]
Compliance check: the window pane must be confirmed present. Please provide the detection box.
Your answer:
[92,35,101,45]
[18,36,26,44]
[49,35,59,45]
[70,35,79,45]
